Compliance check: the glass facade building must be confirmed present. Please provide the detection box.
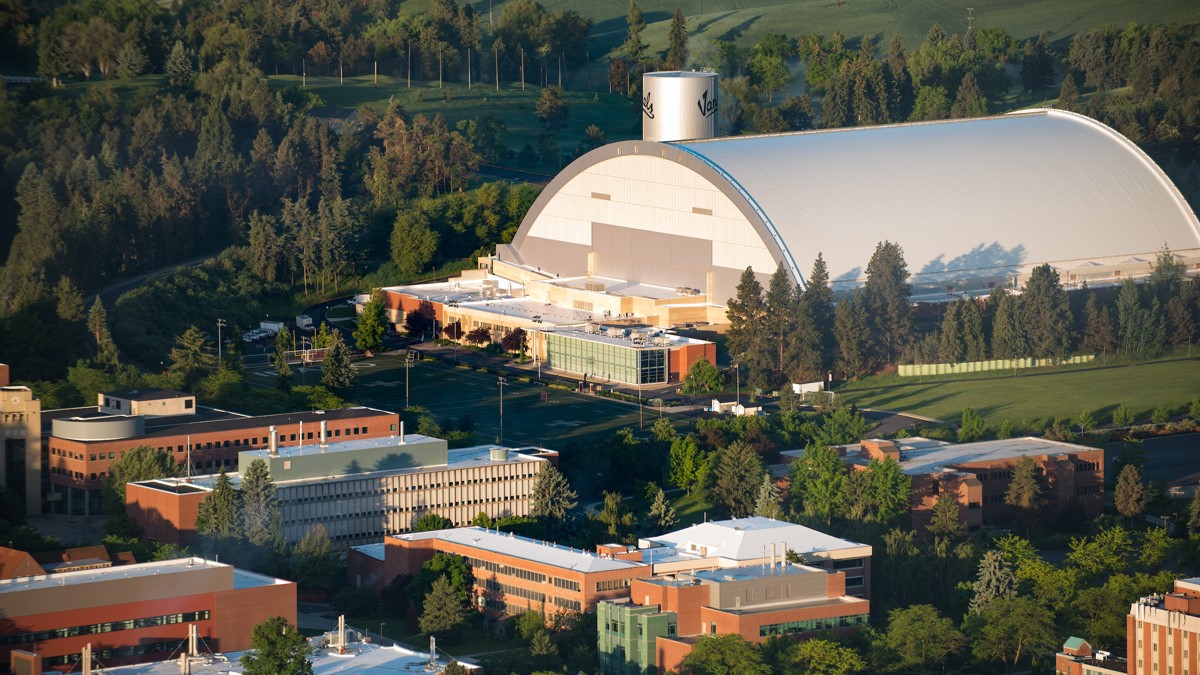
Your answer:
[545,333,667,385]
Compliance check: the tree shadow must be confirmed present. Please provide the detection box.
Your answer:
[375,453,418,471]
[913,242,1028,288]
[719,15,762,43]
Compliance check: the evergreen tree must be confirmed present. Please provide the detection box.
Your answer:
[196,469,241,540]
[753,474,782,519]
[623,1,646,65]
[1147,243,1186,304]
[1115,279,1165,359]
[765,263,798,383]
[805,253,836,370]
[990,291,1028,359]
[531,465,577,524]
[169,326,216,390]
[240,617,313,675]
[1112,402,1134,427]
[648,487,677,532]
[1166,296,1196,347]
[863,241,912,364]
[419,576,467,637]
[321,329,357,392]
[274,329,293,393]
[712,441,764,518]
[788,445,846,525]
[969,550,1016,614]
[937,301,965,363]
[241,459,282,548]
[927,494,965,539]
[1188,483,1200,533]
[950,70,988,118]
[535,86,569,132]
[352,292,387,354]
[665,8,689,70]
[1020,264,1073,359]
[1005,456,1044,534]
[833,290,872,378]
[958,407,986,443]
[1020,33,1054,98]
[961,298,987,360]
[104,445,182,512]
[866,458,911,523]
[87,297,118,365]
[725,267,772,388]
[1114,464,1147,522]
[292,524,337,588]
[165,40,193,89]
[1081,293,1116,357]
[1057,73,1079,110]
[529,628,561,672]
[54,276,84,322]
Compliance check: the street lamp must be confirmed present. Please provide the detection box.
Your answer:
[216,318,227,365]
[379,622,385,645]
[498,376,507,445]
[404,350,416,409]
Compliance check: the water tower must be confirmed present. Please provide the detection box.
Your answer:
[641,71,718,142]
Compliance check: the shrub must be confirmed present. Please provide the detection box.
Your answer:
[1151,402,1171,425]
[1112,402,1133,427]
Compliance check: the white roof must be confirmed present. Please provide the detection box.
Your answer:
[351,543,386,562]
[0,557,239,593]
[391,526,645,573]
[94,641,477,674]
[644,517,868,561]
[838,436,1098,475]
[673,109,1200,291]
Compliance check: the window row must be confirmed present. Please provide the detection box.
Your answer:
[758,613,868,638]
[0,610,211,646]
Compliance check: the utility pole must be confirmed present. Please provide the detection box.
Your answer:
[404,350,415,408]
[497,377,507,445]
[520,46,525,90]
[216,318,226,365]
[468,47,472,89]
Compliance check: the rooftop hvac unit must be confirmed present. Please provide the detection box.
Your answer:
[585,281,606,293]
[605,327,628,338]
[583,323,599,334]
[653,336,671,346]
[482,279,496,288]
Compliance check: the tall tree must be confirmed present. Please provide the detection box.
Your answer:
[961,298,987,360]
[623,1,646,65]
[595,491,635,538]
[712,441,765,518]
[1114,464,1147,522]
[950,70,988,117]
[668,436,706,495]
[753,474,782,519]
[927,494,965,539]
[937,300,965,363]
[54,277,84,322]
[353,292,387,354]
[168,326,216,390]
[865,458,911,523]
[292,524,337,589]
[665,8,688,70]
[968,550,1016,613]
[1057,73,1079,110]
[788,445,846,525]
[958,407,986,443]
[1148,243,1187,303]
[531,465,577,524]
[725,267,772,388]
[274,329,293,393]
[990,291,1027,360]
[535,85,569,131]
[419,576,468,636]
[241,458,282,548]
[765,262,798,383]
[863,241,912,364]
[784,639,865,674]
[321,329,357,392]
[196,469,241,540]
[87,297,118,365]
[971,595,1057,673]
[647,487,677,532]
[1020,264,1072,359]
[240,617,313,675]
[1005,456,1044,534]
[1080,293,1116,357]
[1115,279,1165,359]
[805,254,836,370]
[833,290,873,378]
[680,634,771,675]
[104,445,182,512]
[1020,33,1054,98]
[164,40,193,89]
[1187,482,1200,533]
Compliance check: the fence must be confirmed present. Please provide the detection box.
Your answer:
[898,354,1095,377]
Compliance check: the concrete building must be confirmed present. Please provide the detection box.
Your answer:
[1055,637,1128,675]
[638,517,872,598]
[1128,578,1200,675]
[598,561,870,675]
[375,275,716,387]
[358,527,649,618]
[0,365,42,515]
[801,437,1105,532]
[0,558,295,673]
[42,387,398,515]
[126,437,552,546]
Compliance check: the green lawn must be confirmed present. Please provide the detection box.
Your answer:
[838,358,1200,428]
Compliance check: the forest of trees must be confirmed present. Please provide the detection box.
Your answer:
[725,243,1200,389]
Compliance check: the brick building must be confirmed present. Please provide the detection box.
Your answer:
[0,364,43,515]
[809,437,1105,532]
[0,558,294,673]
[598,560,870,674]
[359,527,649,618]
[42,387,398,515]
[1055,637,1127,675]
[1128,577,1200,675]
[127,438,552,547]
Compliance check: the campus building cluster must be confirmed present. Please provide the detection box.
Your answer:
[798,436,1105,532]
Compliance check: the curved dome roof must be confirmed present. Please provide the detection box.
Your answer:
[670,109,1200,291]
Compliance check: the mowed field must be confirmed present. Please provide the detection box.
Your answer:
[838,358,1200,427]
[250,353,687,447]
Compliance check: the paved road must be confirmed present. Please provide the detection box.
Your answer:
[1106,432,1200,488]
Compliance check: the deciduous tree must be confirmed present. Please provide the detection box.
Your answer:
[883,604,964,671]
[971,595,1057,673]
[680,634,771,675]
[353,292,387,354]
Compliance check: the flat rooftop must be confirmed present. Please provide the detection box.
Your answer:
[43,406,394,442]
[0,558,237,593]
[642,517,869,562]
[352,543,386,562]
[392,526,646,574]
[106,388,191,401]
[541,275,694,301]
[239,433,437,460]
[837,436,1099,475]
[94,641,477,674]
[542,325,709,350]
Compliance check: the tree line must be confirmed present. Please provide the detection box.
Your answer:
[726,243,1199,388]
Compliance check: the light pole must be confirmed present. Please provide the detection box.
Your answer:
[498,376,507,445]
[733,362,740,406]
[216,318,227,365]
[404,350,415,408]
[379,622,385,645]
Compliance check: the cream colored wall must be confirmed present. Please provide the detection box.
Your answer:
[522,154,777,276]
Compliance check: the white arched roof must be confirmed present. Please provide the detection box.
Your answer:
[671,109,1200,291]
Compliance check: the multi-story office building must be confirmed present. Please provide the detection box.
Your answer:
[0,558,294,673]
[598,558,870,674]
[127,436,552,547]
[1,368,42,516]
[1129,578,1200,675]
[41,386,398,515]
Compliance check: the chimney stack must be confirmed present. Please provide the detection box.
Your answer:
[320,420,328,446]
[268,426,278,456]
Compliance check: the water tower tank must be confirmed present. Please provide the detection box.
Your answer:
[642,71,718,142]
